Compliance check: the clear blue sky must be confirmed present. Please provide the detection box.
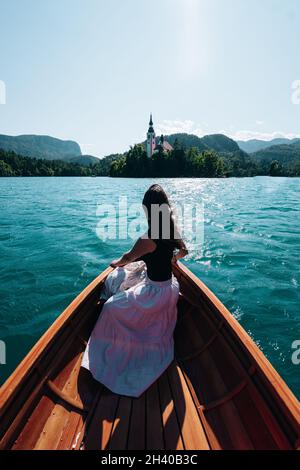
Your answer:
[0,0,300,157]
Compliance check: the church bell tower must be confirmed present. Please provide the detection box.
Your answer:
[146,113,156,158]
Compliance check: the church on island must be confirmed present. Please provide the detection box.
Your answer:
[146,114,173,158]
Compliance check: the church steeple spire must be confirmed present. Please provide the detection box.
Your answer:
[146,113,156,158]
[148,113,154,134]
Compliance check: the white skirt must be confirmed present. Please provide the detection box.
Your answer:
[81,261,180,398]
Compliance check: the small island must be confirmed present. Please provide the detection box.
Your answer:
[0,116,299,178]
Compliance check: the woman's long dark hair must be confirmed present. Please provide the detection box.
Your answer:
[142,184,183,250]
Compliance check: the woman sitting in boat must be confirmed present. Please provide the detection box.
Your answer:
[81,184,188,398]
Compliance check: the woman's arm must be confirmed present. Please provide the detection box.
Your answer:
[110,237,156,268]
[172,239,189,263]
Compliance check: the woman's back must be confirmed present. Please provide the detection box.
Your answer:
[138,239,174,282]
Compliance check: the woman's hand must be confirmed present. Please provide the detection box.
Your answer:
[173,248,189,264]
[110,238,156,269]
[110,259,125,268]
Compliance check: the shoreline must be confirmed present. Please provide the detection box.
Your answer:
[1,175,300,179]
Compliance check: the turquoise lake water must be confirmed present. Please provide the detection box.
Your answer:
[0,176,299,398]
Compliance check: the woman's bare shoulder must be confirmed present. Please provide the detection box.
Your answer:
[137,236,157,253]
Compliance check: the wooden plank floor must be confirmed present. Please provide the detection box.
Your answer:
[80,360,210,450]
[12,358,210,450]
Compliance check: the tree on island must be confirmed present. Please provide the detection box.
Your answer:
[109,144,229,178]
[1,141,299,178]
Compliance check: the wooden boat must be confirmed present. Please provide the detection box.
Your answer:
[0,262,299,450]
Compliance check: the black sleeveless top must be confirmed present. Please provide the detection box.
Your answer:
[137,239,174,282]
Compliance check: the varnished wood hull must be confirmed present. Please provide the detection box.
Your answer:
[0,263,299,450]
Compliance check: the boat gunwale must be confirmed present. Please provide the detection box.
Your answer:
[0,267,113,415]
[172,262,300,428]
[0,261,299,450]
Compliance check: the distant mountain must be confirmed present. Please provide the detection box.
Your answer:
[165,133,239,153]
[166,133,207,152]
[0,134,82,161]
[201,134,239,153]
[251,142,300,167]
[237,138,300,153]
